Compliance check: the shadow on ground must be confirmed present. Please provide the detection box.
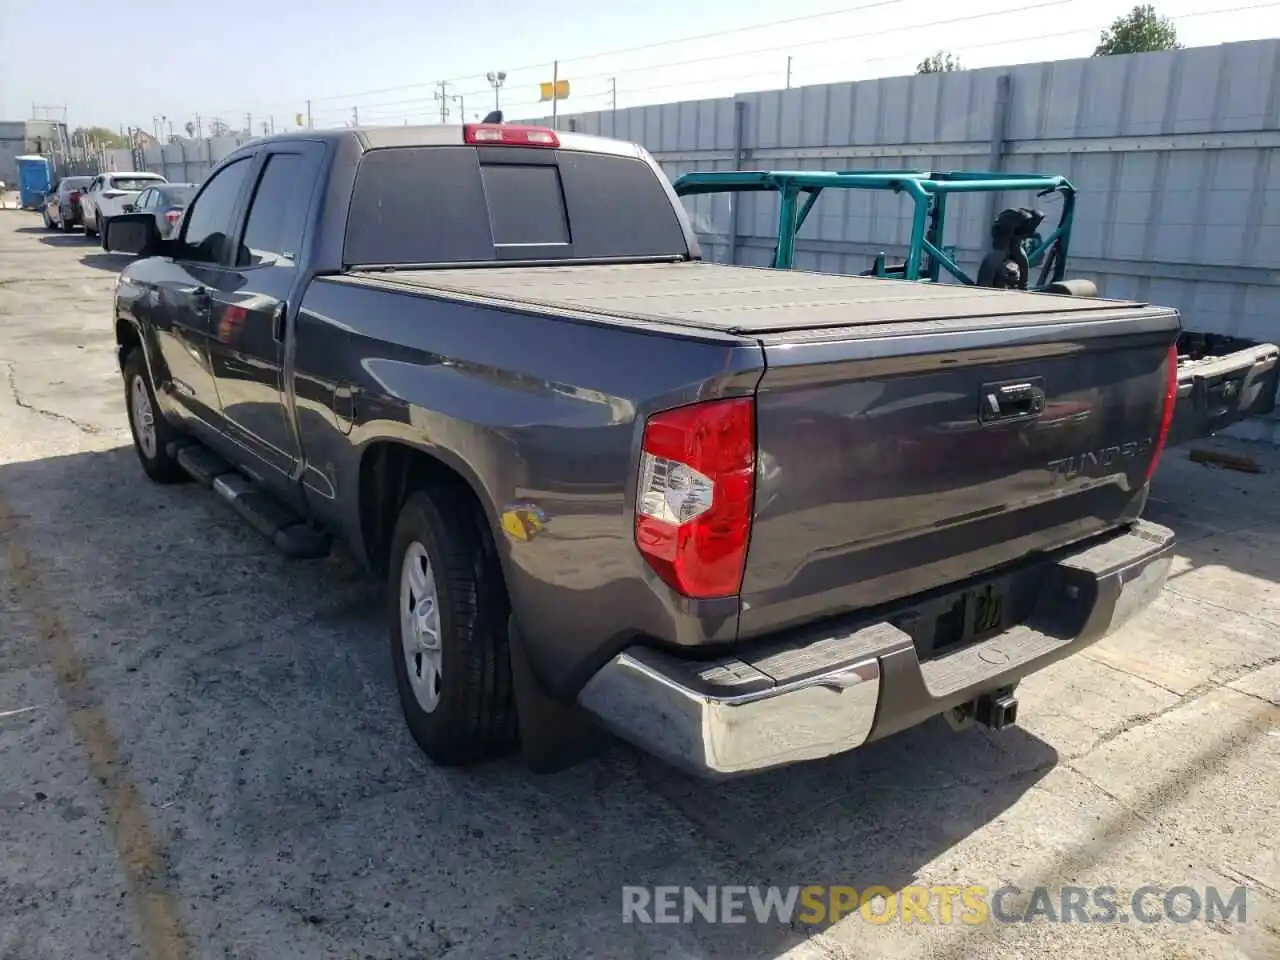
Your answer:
[0,444,1063,958]
[37,234,93,249]
[78,253,133,273]
[1146,440,1280,592]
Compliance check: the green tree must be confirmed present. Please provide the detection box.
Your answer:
[917,51,962,74]
[71,126,127,148]
[1093,4,1181,56]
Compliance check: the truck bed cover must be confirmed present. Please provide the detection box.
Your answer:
[345,261,1167,336]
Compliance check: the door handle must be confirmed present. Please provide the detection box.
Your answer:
[979,378,1046,423]
[271,302,288,343]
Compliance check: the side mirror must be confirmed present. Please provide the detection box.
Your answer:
[103,213,165,257]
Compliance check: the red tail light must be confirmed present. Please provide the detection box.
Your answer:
[635,397,756,598]
[463,123,559,148]
[1144,343,1179,485]
[164,208,183,224]
[69,190,81,201]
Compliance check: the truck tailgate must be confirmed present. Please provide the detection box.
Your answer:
[739,305,1180,639]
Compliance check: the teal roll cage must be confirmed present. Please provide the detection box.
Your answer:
[673,169,1078,291]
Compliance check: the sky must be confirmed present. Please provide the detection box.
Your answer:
[1,0,1277,135]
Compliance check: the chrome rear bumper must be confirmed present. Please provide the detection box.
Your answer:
[578,519,1174,779]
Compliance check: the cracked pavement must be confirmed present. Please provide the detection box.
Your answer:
[0,211,1278,960]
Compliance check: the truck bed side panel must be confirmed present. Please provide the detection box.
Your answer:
[291,277,765,694]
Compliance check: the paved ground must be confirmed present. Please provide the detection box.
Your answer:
[0,209,1277,960]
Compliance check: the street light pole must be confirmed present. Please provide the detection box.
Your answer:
[486,71,507,113]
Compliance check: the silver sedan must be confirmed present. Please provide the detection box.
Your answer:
[123,182,198,239]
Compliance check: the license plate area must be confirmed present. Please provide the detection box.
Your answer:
[931,582,1008,655]
[895,565,1043,662]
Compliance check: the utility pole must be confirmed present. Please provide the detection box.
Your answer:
[306,100,312,129]
[609,77,617,134]
[451,94,465,122]
[486,71,507,113]
[195,113,203,139]
[434,81,451,123]
[269,116,275,134]
[786,56,793,89]
[245,112,252,136]
[551,60,560,130]
[352,106,359,127]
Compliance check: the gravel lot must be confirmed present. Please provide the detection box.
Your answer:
[0,209,1278,960]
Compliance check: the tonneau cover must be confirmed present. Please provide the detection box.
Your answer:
[346,261,1156,335]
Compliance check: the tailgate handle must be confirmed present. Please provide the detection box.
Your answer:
[980,378,1045,423]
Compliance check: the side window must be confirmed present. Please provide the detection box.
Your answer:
[177,157,252,264]
[135,190,152,210]
[237,153,316,267]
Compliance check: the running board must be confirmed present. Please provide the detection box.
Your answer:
[166,440,332,559]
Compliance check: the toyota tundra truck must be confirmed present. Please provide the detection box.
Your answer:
[105,121,1188,779]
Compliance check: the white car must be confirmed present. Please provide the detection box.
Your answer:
[81,171,167,239]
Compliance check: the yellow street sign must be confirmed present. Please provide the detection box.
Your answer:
[539,80,571,102]
[295,113,304,126]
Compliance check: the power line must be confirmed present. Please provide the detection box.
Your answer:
[305,0,904,105]
[566,0,1072,86]
[217,0,1280,131]
[306,0,1062,122]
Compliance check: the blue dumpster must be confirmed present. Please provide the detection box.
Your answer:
[16,155,53,210]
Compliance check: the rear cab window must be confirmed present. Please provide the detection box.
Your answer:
[343,144,688,267]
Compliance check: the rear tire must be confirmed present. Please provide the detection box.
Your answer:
[84,209,97,237]
[388,488,517,766]
[122,348,185,484]
[42,208,52,229]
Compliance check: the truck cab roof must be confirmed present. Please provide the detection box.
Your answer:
[214,123,701,274]
[228,123,650,158]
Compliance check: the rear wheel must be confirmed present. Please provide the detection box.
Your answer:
[122,348,185,484]
[42,207,52,229]
[388,488,517,766]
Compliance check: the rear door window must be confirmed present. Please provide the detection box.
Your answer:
[160,186,196,207]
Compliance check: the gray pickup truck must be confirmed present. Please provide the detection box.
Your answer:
[105,121,1179,779]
